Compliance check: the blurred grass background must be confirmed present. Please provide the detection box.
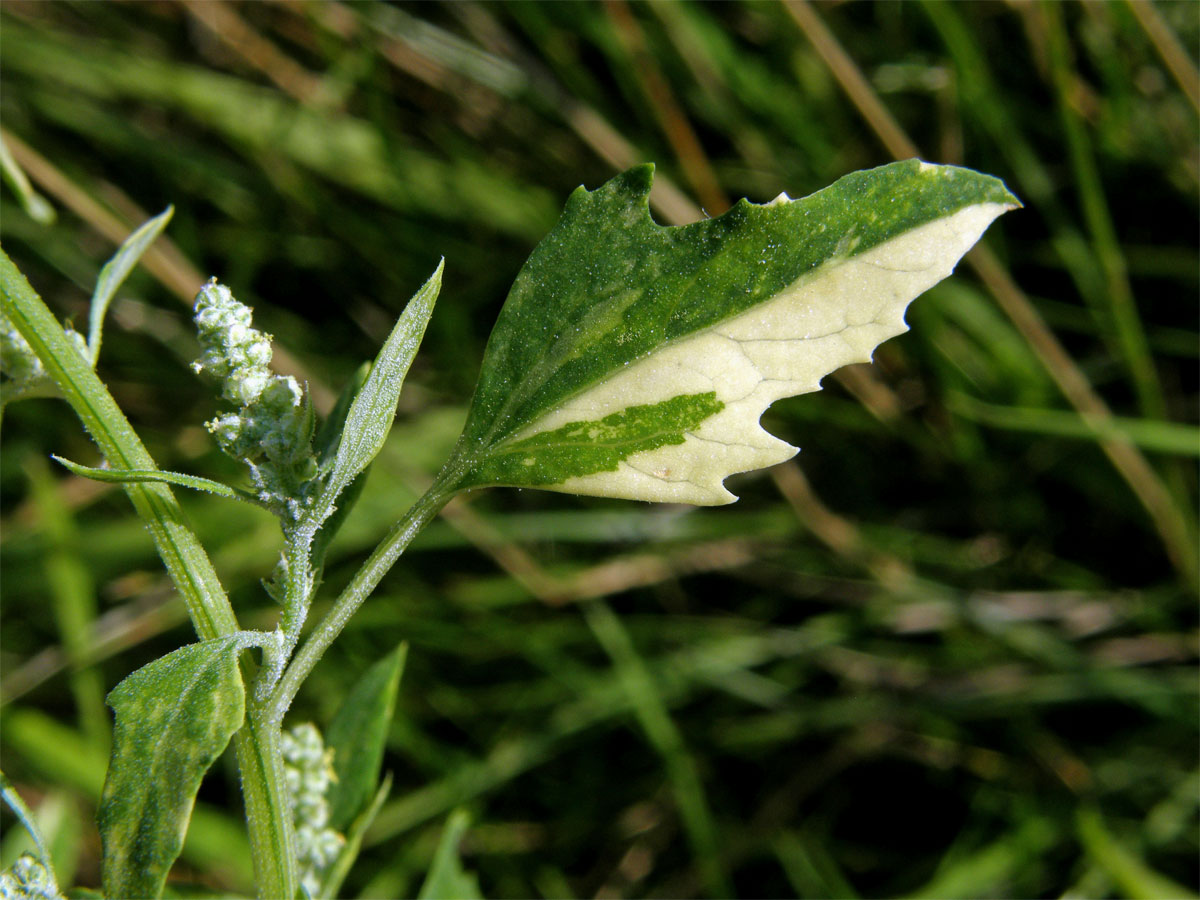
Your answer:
[1,1,1197,897]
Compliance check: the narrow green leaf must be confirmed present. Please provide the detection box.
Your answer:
[315,362,371,470]
[448,161,1019,504]
[88,207,173,365]
[159,886,251,899]
[1076,806,1198,900]
[26,456,109,750]
[1,771,57,875]
[325,643,406,831]
[317,773,393,900]
[310,467,367,583]
[52,455,258,503]
[583,599,730,897]
[320,262,442,513]
[416,809,483,900]
[311,363,372,577]
[947,393,1200,457]
[98,639,246,900]
[0,133,55,224]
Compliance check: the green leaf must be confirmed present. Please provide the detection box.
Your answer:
[324,643,406,831]
[318,262,442,516]
[0,133,55,224]
[52,455,258,504]
[416,809,483,900]
[447,161,1019,504]
[98,639,246,900]
[317,773,392,900]
[159,886,252,899]
[311,363,372,578]
[1,770,62,896]
[88,207,173,365]
[1076,806,1199,900]
[946,393,1200,457]
[315,362,371,470]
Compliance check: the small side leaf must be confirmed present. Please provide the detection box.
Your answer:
[311,363,372,577]
[320,261,442,511]
[325,643,406,831]
[317,773,393,900]
[52,455,258,504]
[446,161,1019,505]
[1,770,63,897]
[310,468,367,581]
[315,362,370,470]
[99,639,246,900]
[88,207,173,365]
[0,133,55,224]
[1,770,53,860]
[417,809,483,900]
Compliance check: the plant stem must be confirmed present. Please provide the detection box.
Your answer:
[0,249,237,640]
[235,712,296,900]
[270,478,456,723]
[0,251,298,900]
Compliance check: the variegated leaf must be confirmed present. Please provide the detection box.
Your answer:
[443,161,1018,504]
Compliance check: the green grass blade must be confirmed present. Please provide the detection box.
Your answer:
[582,600,731,898]
[87,206,173,366]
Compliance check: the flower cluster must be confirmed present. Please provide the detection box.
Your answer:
[192,281,318,524]
[0,853,62,900]
[281,723,345,898]
[0,312,46,386]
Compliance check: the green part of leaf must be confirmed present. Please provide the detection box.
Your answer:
[88,207,173,365]
[98,639,246,900]
[310,466,368,583]
[52,455,257,504]
[417,809,483,900]
[1,770,56,870]
[315,362,371,470]
[0,133,55,224]
[317,773,392,900]
[947,393,1200,457]
[450,161,1019,505]
[324,643,406,832]
[311,364,373,578]
[460,391,723,491]
[319,262,442,516]
[1076,806,1199,900]
[159,885,251,899]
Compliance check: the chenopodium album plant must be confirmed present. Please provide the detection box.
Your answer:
[0,159,1018,899]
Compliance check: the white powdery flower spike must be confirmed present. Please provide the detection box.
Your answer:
[281,723,345,897]
[192,280,319,523]
[0,853,64,900]
[193,281,274,404]
[0,311,47,385]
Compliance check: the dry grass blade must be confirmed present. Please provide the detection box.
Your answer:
[2,129,205,302]
[602,0,729,215]
[1124,0,1200,113]
[782,0,1197,584]
[181,0,326,106]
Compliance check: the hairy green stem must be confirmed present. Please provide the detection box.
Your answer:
[270,479,456,723]
[0,250,297,900]
[235,714,296,900]
[1,250,237,640]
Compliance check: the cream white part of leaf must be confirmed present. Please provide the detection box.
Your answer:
[515,201,1012,505]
